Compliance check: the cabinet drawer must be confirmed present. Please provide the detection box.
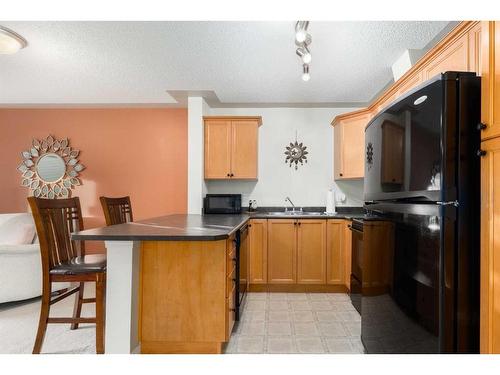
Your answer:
[227,266,236,297]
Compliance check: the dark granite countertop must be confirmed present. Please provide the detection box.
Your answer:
[71,207,366,242]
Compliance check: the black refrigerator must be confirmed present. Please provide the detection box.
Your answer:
[361,72,481,353]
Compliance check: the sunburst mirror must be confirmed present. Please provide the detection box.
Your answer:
[284,132,308,170]
[17,135,85,199]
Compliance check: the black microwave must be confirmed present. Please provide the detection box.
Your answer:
[204,194,242,214]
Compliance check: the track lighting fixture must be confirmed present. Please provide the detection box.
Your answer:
[295,21,311,81]
[296,46,312,64]
[302,64,310,82]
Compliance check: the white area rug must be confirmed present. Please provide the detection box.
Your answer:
[0,282,97,354]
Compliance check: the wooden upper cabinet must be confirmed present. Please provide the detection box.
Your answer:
[423,33,469,80]
[248,219,268,284]
[204,119,232,179]
[481,21,500,141]
[267,219,296,284]
[480,137,500,354]
[395,70,423,98]
[326,219,345,285]
[297,220,326,284]
[204,116,261,179]
[333,111,370,180]
[231,120,259,178]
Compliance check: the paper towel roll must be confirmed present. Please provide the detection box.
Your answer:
[326,190,336,214]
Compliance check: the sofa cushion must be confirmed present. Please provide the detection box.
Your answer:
[0,214,36,245]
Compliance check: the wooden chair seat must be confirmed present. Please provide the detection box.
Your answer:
[49,254,107,275]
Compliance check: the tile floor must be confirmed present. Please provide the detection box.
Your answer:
[224,292,364,354]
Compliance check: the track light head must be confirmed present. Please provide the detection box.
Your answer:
[302,64,310,82]
[296,46,312,64]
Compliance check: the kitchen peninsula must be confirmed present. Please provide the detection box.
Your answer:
[72,211,362,354]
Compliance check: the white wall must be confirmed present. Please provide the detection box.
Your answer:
[187,97,210,214]
[206,107,364,208]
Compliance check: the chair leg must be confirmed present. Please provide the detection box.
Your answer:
[71,282,85,330]
[33,283,51,354]
[95,274,105,354]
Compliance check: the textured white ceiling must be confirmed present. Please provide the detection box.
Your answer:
[0,21,451,106]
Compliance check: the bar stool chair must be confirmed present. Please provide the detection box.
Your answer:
[99,196,133,225]
[28,196,106,354]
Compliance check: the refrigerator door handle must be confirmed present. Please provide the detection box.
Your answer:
[437,201,459,207]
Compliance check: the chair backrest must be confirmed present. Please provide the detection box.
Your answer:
[27,197,85,274]
[99,196,133,226]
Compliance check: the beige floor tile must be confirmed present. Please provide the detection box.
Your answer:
[331,302,356,312]
[247,293,268,301]
[269,293,288,301]
[296,337,326,353]
[269,311,291,322]
[269,300,289,311]
[293,322,320,336]
[266,337,296,353]
[287,293,308,301]
[337,311,361,322]
[268,322,292,336]
[291,310,315,322]
[343,321,361,336]
[318,322,348,337]
[349,338,366,353]
[307,293,330,301]
[310,301,333,311]
[329,294,351,302]
[290,301,312,311]
[246,300,267,311]
[325,338,357,353]
[240,322,266,335]
[242,310,266,322]
[237,336,265,353]
[315,311,341,322]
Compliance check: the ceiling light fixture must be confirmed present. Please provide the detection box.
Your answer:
[295,21,312,82]
[0,26,27,54]
[296,46,312,64]
[302,64,310,82]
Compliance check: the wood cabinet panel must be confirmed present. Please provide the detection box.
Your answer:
[267,219,297,284]
[248,219,268,284]
[480,136,500,353]
[423,33,469,80]
[396,70,423,97]
[481,21,500,141]
[204,120,232,179]
[231,121,259,179]
[334,112,370,180]
[468,22,482,75]
[326,219,344,285]
[297,220,326,284]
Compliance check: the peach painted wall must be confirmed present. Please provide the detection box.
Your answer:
[0,108,187,251]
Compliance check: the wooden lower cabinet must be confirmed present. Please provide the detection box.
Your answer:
[267,219,297,284]
[480,137,500,353]
[297,220,327,284]
[139,237,236,354]
[326,219,345,285]
[248,219,268,284]
[251,218,350,291]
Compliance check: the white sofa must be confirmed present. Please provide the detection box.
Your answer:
[0,213,69,304]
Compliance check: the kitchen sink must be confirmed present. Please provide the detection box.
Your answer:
[266,211,325,216]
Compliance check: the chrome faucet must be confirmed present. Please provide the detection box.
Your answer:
[285,197,302,213]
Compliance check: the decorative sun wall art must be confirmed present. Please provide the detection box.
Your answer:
[17,135,85,199]
[284,131,308,170]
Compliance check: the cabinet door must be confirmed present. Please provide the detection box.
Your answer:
[423,33,469,80]
[335,114,370,180]
[395,70,423,98]
[297,220,326,284]
[481,21,500,141]
[326,220,344,285]
[267,220,296,284]
[480,137,500,353]
[249,219,268,284]
[204,120,232,179]
[231,121,259,179]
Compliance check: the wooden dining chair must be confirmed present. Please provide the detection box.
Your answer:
[27,196,106,354]
[99,196,133,225]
